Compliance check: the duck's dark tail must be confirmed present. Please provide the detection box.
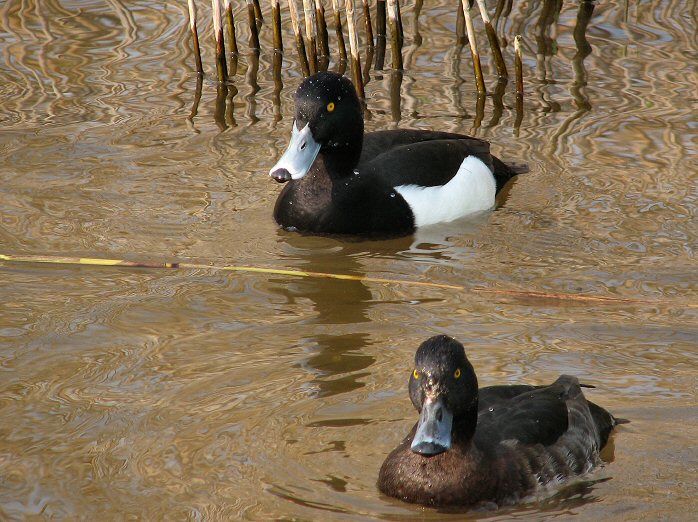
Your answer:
[492,157,529,192]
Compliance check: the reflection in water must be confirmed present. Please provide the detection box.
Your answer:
[271,238,376,398]
[571,0,595,110]
[214,83,228,130]
[389,70,403,123]
[245,51,260,124]
[272,51,283,122]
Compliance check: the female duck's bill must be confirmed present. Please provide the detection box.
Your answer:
[410,395,454,455]
[377,335,624,508]
[269,122,320,183]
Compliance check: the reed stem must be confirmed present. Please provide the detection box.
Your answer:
[456,1,466,46]
[387,0,402,70]
[253,0,264,23]
[331,0,347,63]
[288,0,311,76]
[187,0,204,75]
[376,0,386,38]
[302,0,319,72]
[224,0,239,56]
[315,0,330,58]
[212,0,228,83]
[345,0,364,98]
[271,0,283,51]
[461,0,485,93]
[247,0,261,50]
[476,0,507,79]
[362,0,374,49]
[514,34,523,95]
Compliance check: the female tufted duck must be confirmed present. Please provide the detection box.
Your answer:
[269,72,528,237]
[377,335,622,508]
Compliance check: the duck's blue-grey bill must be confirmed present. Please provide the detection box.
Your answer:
[410,396,453,456]
[269,121,321,183]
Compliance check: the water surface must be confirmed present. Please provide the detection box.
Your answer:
[1,0,697,519]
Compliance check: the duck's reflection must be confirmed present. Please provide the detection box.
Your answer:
[270,234,412,398]
[271,237,375,398]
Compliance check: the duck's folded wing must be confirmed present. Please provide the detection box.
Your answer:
[475,381,575,447]
[360,132,494,188]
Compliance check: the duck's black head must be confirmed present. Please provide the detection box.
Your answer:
[269,71,364,183]
[408,335,479,456]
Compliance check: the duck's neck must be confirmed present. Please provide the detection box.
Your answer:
[452,397,479,446]
[321,134,363,178]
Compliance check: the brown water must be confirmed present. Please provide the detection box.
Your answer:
[1,0,697,519]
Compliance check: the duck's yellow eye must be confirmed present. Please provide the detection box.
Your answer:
[454,368,462,379]
[326,102,335,112]
[413,369,420,380]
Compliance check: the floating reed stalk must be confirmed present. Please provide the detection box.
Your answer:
[376,0,386,38]
[4,253,689,308]
[271,0,283,51]
[461,0,485,93]
[187,0,203,75]
[514,34,523,95]
[253,0,264,23]
[302,0,319,72]
[387,0,402,70]
[288,0,310,76]
[212,0,228,83]
[331,0,347,63]
[345,0,364,98]
[223,0,239,56]
[476,0,507,79]
[247,0,261,50]
[315,0,329,58]
[362,0,374,49]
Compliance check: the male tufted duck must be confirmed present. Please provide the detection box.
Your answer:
[377,335,623,508]
[269,72,528,237]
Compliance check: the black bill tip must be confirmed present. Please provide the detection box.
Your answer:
[411,441,448,456]
[270,168,292,183]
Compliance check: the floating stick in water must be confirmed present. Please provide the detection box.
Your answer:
[345,0,364,98]
[288,0,311,76]
[212,0,228,83]
[461,0,485,93]
[271,0,283,51]
[3,253,689,308]
[331,0,347,63]
[514,34,523,95]
[476,0,507,79]
[362,0,374,49]
[387,0,402,70]
[302,0,319,72]
[247,0,261,50]
[315,0,330,59]
[187,0,203,75]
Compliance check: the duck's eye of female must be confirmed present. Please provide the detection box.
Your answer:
[454,368,462,379]
[326,102,335,112]
[413,369,420,380]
